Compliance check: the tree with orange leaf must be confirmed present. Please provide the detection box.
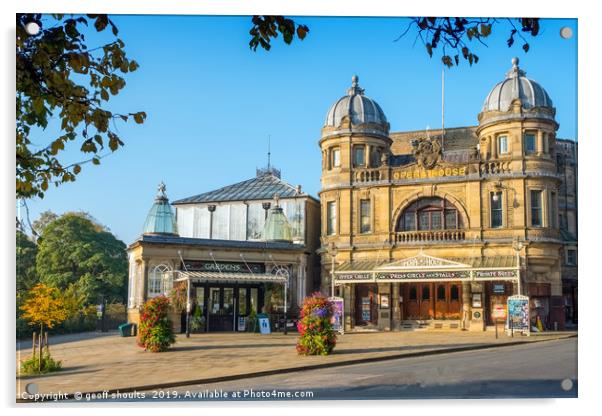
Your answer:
[20,283,68,372]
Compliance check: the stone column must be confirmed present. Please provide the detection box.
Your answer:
[392,283,401,330]
[140,257,149,307]
[537,130,544,155]
[490,136,497,159]
[461,281,471,330]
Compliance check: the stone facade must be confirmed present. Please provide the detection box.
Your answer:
[318,61,576,331]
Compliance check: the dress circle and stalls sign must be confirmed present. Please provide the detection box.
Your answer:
[507,295,530,334]
[328,297,344,334]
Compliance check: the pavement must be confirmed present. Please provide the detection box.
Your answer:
[168,337,578,400]
[15,329,577,400]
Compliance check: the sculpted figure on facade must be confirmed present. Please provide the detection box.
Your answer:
[411,137,442,170]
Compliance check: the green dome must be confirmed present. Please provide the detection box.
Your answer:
[143,182,178,235]
[263,203,292,242]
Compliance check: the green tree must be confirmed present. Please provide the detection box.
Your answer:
[31,209,58,238]
[16,230,38,293]
[250,16,541,68]
[16,14,146,199]
[36,213,128,304]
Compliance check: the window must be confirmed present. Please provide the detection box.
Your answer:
[437,285,446,301]
[409,286,417,301]
[360,199,371,233]
[332,148,341,168]
[490,192,503,228]
[246,203,265,240]
[559,214,567,231]
[450,285,460,301]
[530,190,543,227]
[422,285,430,300]
[370,147,381,167]
[397,197,462,231]
[524,133,536,155]
[353,145,365,167]
[326,201,336,235]
[498,135,508,154]
[566,249,577,266]
[550,192,558,228]
[148,264,171,298]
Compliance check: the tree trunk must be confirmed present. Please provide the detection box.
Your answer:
[38,323,43,371]
[32,331,37,363]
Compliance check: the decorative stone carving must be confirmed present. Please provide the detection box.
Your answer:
[411,137,442,169]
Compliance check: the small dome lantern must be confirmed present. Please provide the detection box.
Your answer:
[142,182,178,236]
[262,195,293,243]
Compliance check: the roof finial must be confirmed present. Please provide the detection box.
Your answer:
[347,74,364,96]
[158,181,166,195]
[507,57,526,78]
[274,193,280,207]
[267,134,271,170]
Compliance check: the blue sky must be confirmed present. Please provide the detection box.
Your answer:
[23,15,577,244]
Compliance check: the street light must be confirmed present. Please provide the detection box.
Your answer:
[492,181,519,208]
[512,238,524,295]
[329,242,338,297]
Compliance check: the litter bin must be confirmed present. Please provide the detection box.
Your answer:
[118,323,134,337]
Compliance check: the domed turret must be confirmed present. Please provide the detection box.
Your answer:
[483,58,553,112]
[322,75,389,140]
[142,182,178,235]
[262,196,292,243]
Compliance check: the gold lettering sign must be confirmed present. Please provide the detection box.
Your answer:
[393,166,468,180]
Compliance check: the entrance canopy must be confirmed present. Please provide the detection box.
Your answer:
[174,270,287,284]
[334,253,519,285]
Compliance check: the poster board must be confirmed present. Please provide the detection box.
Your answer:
[237,316,246,332]
[507,295,530,335]
[329,296,344,334]
[258,315,271,334]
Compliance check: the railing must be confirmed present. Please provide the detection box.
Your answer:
[394,230,466,243]
[354,168,387,183]
[480,161,512,175]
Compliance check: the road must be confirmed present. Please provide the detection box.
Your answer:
[153,337,577,400]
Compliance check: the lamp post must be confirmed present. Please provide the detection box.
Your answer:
[492,181,519,208]
[512,238,524,295]
[207,205,216,239]
[329,242,338,297]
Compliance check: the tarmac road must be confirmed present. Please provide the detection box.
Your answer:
[160,337,577,400]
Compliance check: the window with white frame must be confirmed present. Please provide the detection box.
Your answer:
[148,264,171,298]
[326,201,336,235]
[498,135,508,154]
[332,148,341,168]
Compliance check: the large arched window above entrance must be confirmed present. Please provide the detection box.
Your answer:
[397,197,463,231]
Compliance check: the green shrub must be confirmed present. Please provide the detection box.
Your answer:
[19,353,62,375]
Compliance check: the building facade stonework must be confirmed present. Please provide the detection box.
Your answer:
[318,60,577,331]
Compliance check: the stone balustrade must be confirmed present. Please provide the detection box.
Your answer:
[394,230,466,243]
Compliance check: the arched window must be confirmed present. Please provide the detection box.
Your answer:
[397,197,463,231]
[148,264,171,298]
